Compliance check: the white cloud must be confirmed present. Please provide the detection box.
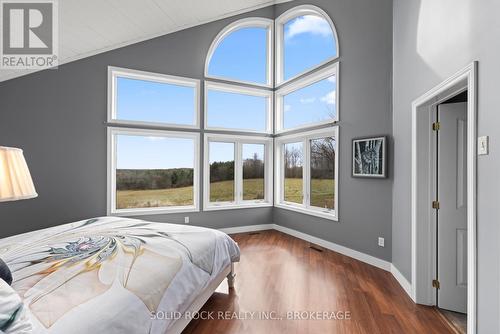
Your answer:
[284,104,292,112]
[299,97,316,104]
[327,76,336,84]
[320,91,336,105]
[285,15,332,40]
[147,136,165,142]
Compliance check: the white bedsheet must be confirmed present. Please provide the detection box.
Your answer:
[0,217,240,334]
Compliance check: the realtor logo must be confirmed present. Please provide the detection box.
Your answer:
[1,0,58,69]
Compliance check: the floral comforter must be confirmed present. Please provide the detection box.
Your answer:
[0,217,240,334]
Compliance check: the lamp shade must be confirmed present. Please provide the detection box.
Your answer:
[0,147,38,202]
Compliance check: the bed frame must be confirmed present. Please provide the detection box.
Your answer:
[166,262,236,334]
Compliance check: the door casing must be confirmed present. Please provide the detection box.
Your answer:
[411,62,477,333]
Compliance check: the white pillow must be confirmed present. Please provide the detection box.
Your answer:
[0,279,32,334]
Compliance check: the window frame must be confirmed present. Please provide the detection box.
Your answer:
[275,62,339,134]
[203,133,273,211]
[275,4,340,87]
[205,17,274,88]
[274,126,339,221]
[204,80,273,134]
[107,127,200,216]
[108,66,201,129]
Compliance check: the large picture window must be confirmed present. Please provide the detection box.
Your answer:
[108,128,199,215]
[276,62,338,132]
[108,67,200,128]
[204,134,273,210]
[205,81,272,133]
[275,127,338,220]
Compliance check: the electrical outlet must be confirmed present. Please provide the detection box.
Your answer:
[378,237,385,247]
[184,216,190,224]
[478,136,489,155]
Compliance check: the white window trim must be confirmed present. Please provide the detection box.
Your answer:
[275,4,339,86]
[275,62,339,134]
[107,127,200,216]
[107,66,201,129]
[274,126,339,221]
[205,17,274,88]
[203,133,273,211]
[204,80,273,134]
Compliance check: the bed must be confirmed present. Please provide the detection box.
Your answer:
[0,216,240,334]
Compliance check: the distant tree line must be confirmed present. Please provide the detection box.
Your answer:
[285,137,335,179]
[210,154,265,183]
[116,168,193,191]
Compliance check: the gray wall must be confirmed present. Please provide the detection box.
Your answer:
[0,0,393,266]
[392,0,500,332]
[273,0,394,262]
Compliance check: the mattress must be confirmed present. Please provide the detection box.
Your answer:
[0,217,240,334]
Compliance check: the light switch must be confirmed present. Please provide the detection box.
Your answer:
[478,136,489,155]
[378,237,385,247]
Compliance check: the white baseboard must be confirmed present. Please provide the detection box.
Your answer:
[272,224,391,271]
[390,264,412,298]
[218,223,413,299]
[218,224,274,235]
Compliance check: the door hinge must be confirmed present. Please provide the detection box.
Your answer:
[432,279,440,289]
[432,200,440,209]
[432,122,441,131]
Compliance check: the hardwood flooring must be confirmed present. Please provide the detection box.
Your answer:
[182,230,454,334]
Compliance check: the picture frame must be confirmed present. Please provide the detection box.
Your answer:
[352,136,387,178]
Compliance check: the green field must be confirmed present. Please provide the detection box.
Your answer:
[117,178,334,209]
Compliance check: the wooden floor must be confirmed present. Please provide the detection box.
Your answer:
[183,230,453,334]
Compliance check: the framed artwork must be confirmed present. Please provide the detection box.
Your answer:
[352,136,387,178]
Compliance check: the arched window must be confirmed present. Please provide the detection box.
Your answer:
[205,18,273,86]
[276,5,339,84]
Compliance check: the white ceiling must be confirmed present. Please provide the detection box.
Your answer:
[0,0,290,83]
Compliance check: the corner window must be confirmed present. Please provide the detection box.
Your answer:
[276,63,338,132]
[275,127,338,220]
[204,134,273,210]
[108,67,200,128]
[108,128,200,215]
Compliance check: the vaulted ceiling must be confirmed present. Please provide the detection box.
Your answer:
[0,0,290,82]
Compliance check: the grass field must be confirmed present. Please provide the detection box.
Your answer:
[117,178,334,209]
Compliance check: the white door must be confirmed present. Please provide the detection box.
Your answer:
[437,102,467,313]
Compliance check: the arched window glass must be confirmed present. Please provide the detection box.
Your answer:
[283,15,336,81]
[276,5,338,84]
[206,19,272,86]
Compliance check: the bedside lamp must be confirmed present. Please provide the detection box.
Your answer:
[0,147,37,202]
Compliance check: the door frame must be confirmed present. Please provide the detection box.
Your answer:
[411,62,477,333]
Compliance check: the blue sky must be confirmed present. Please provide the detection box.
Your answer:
[208,27,267,84]
[284,75,336,129]
[209,142,234,164]
[284,15,336,80]
[116,15,336,169]
[117,77,195,125]
[206,89,267,131]
[117,135,194,169]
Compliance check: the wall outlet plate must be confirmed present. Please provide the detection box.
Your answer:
[478,136,489,155]
[184,216,190,224]
[378,237,385,247]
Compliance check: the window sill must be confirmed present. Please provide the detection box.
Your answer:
[110,206,199,217]
[203,202,273,212]
[274,203,338,221]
